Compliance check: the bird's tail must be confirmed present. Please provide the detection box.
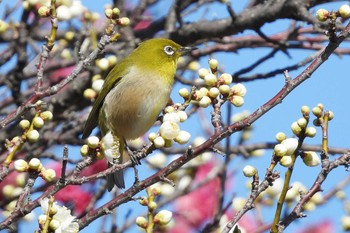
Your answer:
[106,136,125,191]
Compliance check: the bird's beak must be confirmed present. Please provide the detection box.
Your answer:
[179,46,197,55]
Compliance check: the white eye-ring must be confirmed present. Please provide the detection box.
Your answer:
[164,45,175,55]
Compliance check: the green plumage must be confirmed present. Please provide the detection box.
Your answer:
[82,38,195,190]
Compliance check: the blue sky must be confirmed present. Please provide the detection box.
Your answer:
[1,0,350,232]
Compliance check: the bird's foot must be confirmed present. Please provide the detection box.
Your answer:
[125,143,142,165]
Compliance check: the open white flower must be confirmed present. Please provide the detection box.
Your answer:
[40,198,79,233]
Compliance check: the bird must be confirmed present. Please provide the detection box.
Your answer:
[82,38,195,191]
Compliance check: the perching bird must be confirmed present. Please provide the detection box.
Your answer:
[82,38,195,191]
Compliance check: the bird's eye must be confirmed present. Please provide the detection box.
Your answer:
[163,45,175,55]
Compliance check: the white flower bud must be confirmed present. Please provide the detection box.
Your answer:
[49,219,60,231]
[40,111,53,121]
[204,73,217,86]
[118,17,130,26]
[80,144,89,156]
[179,88,189,98]
[220,73,233,85]
[60,48,72,60]
[41,168,56,182]
[33,116,44,129]
[107,55,118,66]
[154,136,165,148]
[112,8,120,17]
[275,132,286,143]
[339,5,350,18]
[242,165,257,177]
[188,61,200,71]
[148,201,157,211]
[310,192,324,205]
[29,158,41,170]
[342,216,350,231]
[70,1,85,17]
[38,6,50,17]
[84,88,97,100]
[148,153,167,168]
[304,201,316,211]
[281,138,298,155]
[199,96,212,108]
[19,119,30,130]
[231,83,247,97]
[57,5,71,21]
[328,111,334,120]
[219,84,230,95]
[87,136,100,149]
[285,186,298,202]
[163,112,180,123]
[0,20,8,34]
[274,144,287,157]
[96,58,109,71]
[291,121,302,136]
[232,197,246,211]
[174,131,191,144]
[297,118,307,129]
[199,87,209,96]
[208,87,220,98]
[198,68,209,79]
[177,111,188,122]
[279,156,293,167]
[92,79,104,93]
[64,31,75,41]
[38,214,47,225]
[312,106,322,118]
[160,121,180,140]
[3,185,15,198]
[27,129,40,143]
[230,95,244,107]
[209,58,218,70]
[301,105,310,115]
[266,179,283,197]
[154,210,173,226]
[14,159,29,172]
[316,9,329,22]
[305,127,316,137]
[136,216,148,228]
[148,132,158,142]
[302,151,320,167]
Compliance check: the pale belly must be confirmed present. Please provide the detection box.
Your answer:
[102,76,171,139]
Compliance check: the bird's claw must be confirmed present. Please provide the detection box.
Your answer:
[126,146,142,165]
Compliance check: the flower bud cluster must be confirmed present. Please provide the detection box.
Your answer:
[180,59,247,108]
[39,197,79,233]
[136,186,173,230]
[149,107,191,148]
[14,158,56,182]
[36,0,87,21]
[316,5,350,22]
[80,135,102,159]
[17,111,53,144]
[242,165,257,177]
[284,182,324,211]
[105,7,130,26]
[273,137,299,167]
[311,103,334,127]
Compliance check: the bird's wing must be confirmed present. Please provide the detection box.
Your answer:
[82,61,129,139]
